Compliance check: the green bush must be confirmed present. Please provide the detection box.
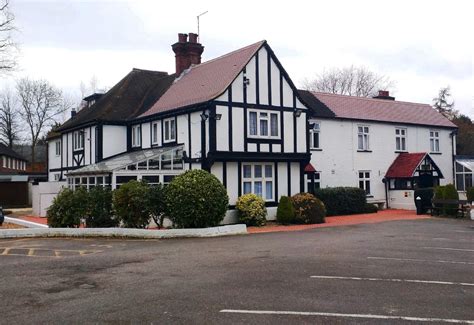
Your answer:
[147,184,166,228]
[47,187,88,228]
[291,193,326,224]
[443,184,459,216]
[165,170,229,228]
[236,193,267,227]
[86,186,118,227]
[313,187,367,216]
[467,187,474,204]
[276,196,295,225]
[364,203,378,214]
[414,187,434,214]
[113,181,151,228]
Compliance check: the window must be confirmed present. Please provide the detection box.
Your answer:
[307,172,321,192]
[358,171,371,195]
[310,122,321,149]
[242,163,274,200]
[132,125,141,147]
[395,128,407,151]
[152,122,159,144]
[2,156,5,168]
[73,131,84,151]
[389,179,412,190]
[55,141,61,156]
[164,118,176,143]
[357,126,370,151]
[455,162,473,191]
[430,130,440,152]
[248,110,279,139]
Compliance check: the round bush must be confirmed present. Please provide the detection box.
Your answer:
[86,186,118,227]
[291,192,326,224]
[236,193,267,227]
[47,187,88,228]
[113,181,151,228]
[443,184,459,216]
[165,170,229,228]
[146,184,166,228]
[276,196,295,224]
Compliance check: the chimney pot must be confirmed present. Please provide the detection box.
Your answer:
[373,90,395,101]
[172,32,204,76]
[178,33,188,43]
[188,33,198,43]
[71,108,77,118]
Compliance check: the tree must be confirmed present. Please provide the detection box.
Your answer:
[452,114,474,155]
[0,0,17,73]
[16,78,71,165]
[433,86,457,119]
[302,65,394,97]
[0,88,19,147]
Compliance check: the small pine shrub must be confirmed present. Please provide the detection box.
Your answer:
[467,187,474,204]
[86,186,118,227]
[291,193,326,224]
[47,187,88,228]
[113,181,151,228]
[276,196,295,225]
[165,170,229,228]
[236,193,267,227]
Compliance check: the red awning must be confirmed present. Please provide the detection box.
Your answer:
[385,153,427,178]
[304,163,317,173]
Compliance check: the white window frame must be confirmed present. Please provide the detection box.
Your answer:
[357,125,370,151]
[54,173,60,181]
[163,118,176,143]
[152,122,159,144]
[310,121,321,149]
[395,127,407,152]
[132,125,141,147]
[242,163,274,201]
[430,130,440,153]
[358,170,371,195]
[55,141,61,156]
[73,130,84,151]
[247,110,280,139]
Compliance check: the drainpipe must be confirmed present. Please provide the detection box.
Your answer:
[451,130,457,187]
[383,178,389,209]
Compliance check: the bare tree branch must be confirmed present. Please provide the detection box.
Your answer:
[0,87,19,147]
[0,0,18,73]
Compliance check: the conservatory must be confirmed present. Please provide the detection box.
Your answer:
[455,157,474,192]
[66,146,185,190]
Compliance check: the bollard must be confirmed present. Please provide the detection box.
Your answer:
[415,196,423,215]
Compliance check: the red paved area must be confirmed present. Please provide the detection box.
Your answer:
[248,209,430,234]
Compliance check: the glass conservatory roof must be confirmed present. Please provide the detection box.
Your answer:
[457,159,474,172]
[67,145,183,176]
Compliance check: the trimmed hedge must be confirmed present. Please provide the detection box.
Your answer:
[364,203,378,214]
[276,196,295,225]
[413,187,434,214]
[433,184,460,216]
[313,187,367,216]
[113,181,151,228]
[236,193,267,226]
[86,186,117,227]
[291,193,326,224]
[467,187,474,203]
[47,187,88,228]
[165,170,229,228]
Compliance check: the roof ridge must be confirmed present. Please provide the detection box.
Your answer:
[310,91,433,107]
[195,40,265,68]
[132,68,169,75]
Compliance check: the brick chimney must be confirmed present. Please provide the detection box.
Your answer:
[373,90,395,101]
[172,33,204,76]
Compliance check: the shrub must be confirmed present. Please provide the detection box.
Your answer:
[165,170,229,228]
[413,187,434,214]
[364,203,378,214]
[236,194,267,227]
[443,184,459,216]
[276,196,295,225]
[291,193,326,224]
[86,186,118,227]
[313,187,366,216]
[147,184,166,228]
[47,187,88,228]
[467,187,474,204]
[113,181,151,228]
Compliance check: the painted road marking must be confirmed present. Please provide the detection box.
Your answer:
[423,247,474,252]
[0,246,102,258]
[368,256,474,265]
[220,309,474,324]
[310,275,474,287]
[433,238,474,242]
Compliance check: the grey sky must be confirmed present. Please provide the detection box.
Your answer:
[4,0,473,118]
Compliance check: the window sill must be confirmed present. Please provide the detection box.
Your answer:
[366,195,374,198]
[394,150,408,153]
[430,152,442,155]
[310,148,322,151]
[357,150,372,153]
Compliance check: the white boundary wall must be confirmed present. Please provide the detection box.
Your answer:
[32,181,66,217]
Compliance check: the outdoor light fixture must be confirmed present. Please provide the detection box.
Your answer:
[200,112,209,121]
[294,109,302,117]
[243,76,250,86]
[214,113,222,120]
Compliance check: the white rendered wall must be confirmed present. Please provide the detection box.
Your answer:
[103,125,127,158]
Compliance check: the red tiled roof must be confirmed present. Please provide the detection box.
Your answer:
[141,40,265,117]
[311,92,457,128]
[386,152,427,178]
[304,163,317,173]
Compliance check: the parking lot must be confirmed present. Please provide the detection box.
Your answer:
[1,217,473,324]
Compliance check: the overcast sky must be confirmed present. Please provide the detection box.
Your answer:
[4,0,473,118]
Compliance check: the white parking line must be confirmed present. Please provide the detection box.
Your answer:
[423,247,474,252]
[220,309,474,324]
[367,256,474,265]
[310,275,474,287]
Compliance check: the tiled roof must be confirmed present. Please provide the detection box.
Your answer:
[385,152,427,178]
[141,41,265,117]
[57,69,174,131]
[309,92,457,128]
[304,163,317,173]
[0,143,26,161]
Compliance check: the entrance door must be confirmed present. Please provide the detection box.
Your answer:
[418,173,434,188]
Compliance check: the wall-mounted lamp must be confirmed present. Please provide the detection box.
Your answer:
[243,76,250,86]
[214,113,222,120]
[294,109,303,117]
[200,112,209,121]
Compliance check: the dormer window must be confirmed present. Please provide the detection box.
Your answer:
[73,130,84,151]
[164,118,176,143]
[132,125,141,147]
[248,110,279,139]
